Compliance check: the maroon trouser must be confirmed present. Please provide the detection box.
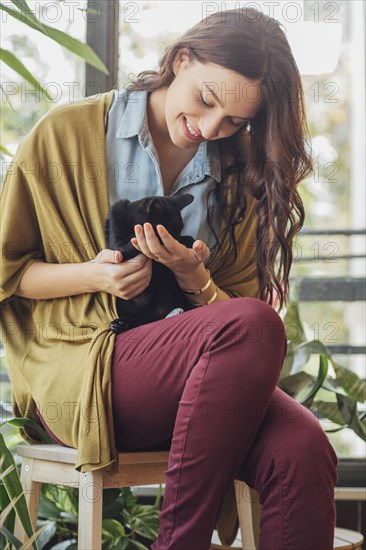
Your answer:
[111,297,338,550]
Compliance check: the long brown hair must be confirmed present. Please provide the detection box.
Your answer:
[127,8,313,311]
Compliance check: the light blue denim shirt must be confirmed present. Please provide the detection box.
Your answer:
[105,89,222,251]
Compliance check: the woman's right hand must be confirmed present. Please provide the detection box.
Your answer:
[89,249,153,300]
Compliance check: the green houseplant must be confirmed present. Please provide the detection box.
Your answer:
[279,283,365,442]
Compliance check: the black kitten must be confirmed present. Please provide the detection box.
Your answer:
[105,193,197,333]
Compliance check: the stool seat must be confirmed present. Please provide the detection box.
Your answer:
[333,527,364,549]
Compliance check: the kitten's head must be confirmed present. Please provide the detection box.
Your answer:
[106,193,194,252]
[141,193,194,237]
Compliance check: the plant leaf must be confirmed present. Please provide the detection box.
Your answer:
[331,359,366,403]
[0,48,53,100]
[102,518,126,538]
[19,522,48,550]
[128,540,151,549]
[0,494,22,528]
[301,354,329,408]
[3,418,54,444]
[0,144,13,157]
[10,0,44,27]
[33,519,57,549]
[0,524,22,549]
[0,433,37,548]
[286,339,331,375]
[42,485,78,517]
[0,479,15,536]
[278,371,314,399]
[279,341,294,379]
[283,300,307,344]
[0,2,109,74]
[336,394,366,441]
[38,26,109,75]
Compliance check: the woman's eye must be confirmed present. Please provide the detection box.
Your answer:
[231,119,248,128]
[198,93,210,107]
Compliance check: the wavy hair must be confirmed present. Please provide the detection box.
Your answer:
[126,7,313,311]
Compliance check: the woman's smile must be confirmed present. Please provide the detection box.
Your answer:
[182,116,204,142]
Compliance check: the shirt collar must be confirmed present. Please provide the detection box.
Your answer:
[116,89,148,139]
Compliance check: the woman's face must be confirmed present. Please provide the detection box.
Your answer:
[164,53,263,150]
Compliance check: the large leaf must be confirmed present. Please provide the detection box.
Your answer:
[0,494,22,528]
[42,485,78,517]
[331,359,366,403]
[3,418,54,444]
[285,339,331,375]
[279,371,314,399]
[102,518,127,549]
[0,144,13,157]
[33,519,57,550]
[0,523,22,549]
[128,505,160,539]
[38,490,64,520]
[116,487,138,512]
[128,540,152,549]
[280,340,294,379]
[0,48,53,100]
[19,523,48,550]
[0,433,37,548]
[336,394,366,441]
[0,460,15,539]
[310,400,347,425]
[301,354,328,408]
[0,1,109,74]
[283,300,307,344]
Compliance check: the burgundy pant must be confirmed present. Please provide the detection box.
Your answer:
[111,297,338,550]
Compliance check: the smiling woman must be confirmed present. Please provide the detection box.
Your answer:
[0,6,339,550]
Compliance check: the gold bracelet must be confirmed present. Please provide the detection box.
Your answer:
[180,269,212,295]
[192,288,218,307]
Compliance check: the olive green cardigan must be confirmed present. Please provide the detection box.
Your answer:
[0,91,259,474]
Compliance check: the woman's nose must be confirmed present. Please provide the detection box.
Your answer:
[199,115,223,140]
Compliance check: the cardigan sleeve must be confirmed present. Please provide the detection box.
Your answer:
[0,143,43,301]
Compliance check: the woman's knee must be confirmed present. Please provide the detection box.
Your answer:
[217,297,287,353]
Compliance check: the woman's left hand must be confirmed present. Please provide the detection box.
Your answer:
[131,223,210,274]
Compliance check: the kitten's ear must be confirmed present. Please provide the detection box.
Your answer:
[169,193,194,211]
[146,198,165,217]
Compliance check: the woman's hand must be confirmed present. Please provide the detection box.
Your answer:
[89,249,152,300]
[130,223,210,275]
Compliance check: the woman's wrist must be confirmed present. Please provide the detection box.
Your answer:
[175,263,218,306]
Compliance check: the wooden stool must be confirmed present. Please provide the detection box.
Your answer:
[14,444,257,550]
[333,527,364,550]
[15,444,363,550]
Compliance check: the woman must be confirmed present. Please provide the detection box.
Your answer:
[0,7,338,550]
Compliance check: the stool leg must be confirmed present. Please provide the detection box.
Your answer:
[14,457,40,543]
[234,480,261,550]
[78,469,103,550]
